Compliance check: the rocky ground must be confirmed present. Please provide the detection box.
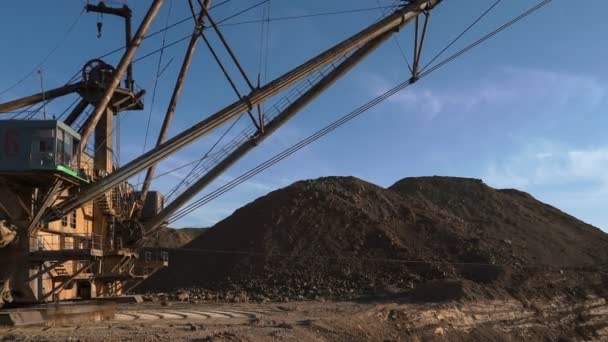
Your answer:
[2,295,608,341]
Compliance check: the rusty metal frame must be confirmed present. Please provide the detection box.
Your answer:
[199,0,256,91]
[86,1,135,90]
[411,10,430,81]
[0,83,83,114]
[27,261,62,282]
[0,179,31,221]
[79,0,165,150]
[123,265,164,294]
[27,180,64,235]
[64,99,90,126]
[41,262,94,301]
[137,0,212,207]
[199,32,261,130]
[48,0,442,221]
[143,31,396,233]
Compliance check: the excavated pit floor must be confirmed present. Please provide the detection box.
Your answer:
[0,301,115,327]
[1,297,608,341]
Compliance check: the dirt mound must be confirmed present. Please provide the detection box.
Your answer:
[389,176,608,267]
[139,176,608,301]
[142,227,206,248]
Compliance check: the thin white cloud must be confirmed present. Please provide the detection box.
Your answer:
[366,66,606,120]
[483,141,608,229]
[217,174,283,193]
[484,141,608,190]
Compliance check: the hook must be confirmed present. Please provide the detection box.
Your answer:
[97,13,103,38]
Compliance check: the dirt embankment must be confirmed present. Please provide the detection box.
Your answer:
[140,176,608,302]
[142,227,206,248]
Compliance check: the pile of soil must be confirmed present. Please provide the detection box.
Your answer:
[139,176,608,301]
[390,177,608,267]
[142,227,206,248]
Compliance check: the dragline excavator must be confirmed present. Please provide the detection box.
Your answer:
[0,0,440,305]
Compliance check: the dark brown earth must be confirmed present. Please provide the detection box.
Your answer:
[139,176,608,304]
[142,227,206,248]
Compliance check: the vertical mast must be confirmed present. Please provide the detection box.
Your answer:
[79,0,165,151]
[138,0,212,208]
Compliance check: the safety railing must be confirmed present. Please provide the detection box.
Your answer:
[29,151,94,182]
[31,233,103,251]
[142,249,169,263]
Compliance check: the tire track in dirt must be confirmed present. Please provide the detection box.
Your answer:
[112,308,260,322]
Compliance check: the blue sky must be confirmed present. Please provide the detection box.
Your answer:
[1,0,607,229]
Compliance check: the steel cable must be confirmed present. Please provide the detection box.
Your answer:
[0,8,85,98]
[137,0,175,186]
[162,246,602,272]
[420,0,503,72]
[167,0,555,223]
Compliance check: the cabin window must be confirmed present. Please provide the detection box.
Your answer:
[52,128,76,168]
[70,210,77,229]
[31,128,55,167]
[61,215,68,227]
[63,133,73,167]
[56,129,65,165]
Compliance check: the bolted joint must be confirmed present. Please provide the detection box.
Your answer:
[421,0,443,12]
[251,134,262,146]
[242,95,254,111]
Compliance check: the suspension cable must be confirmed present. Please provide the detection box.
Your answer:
[167,0,555,223]
[163,114,246,201]
[199,33,260,130]
[263,1,272,82]
[141,0,175,159]
[57,97,81,121]
[156,246,605,272]
[160,2,255,199]
[218,5,397,28]
[420,0,502,72]
[256,2,268,82]
[203,7,256,91]
[60,1,270,175]
[162,57,352,203]
[69,2,245,160]
[5,2,394,105]
[137,0,175,186]
[142,0,173,153]
[0,8,85,98]
[94,0,237,60]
